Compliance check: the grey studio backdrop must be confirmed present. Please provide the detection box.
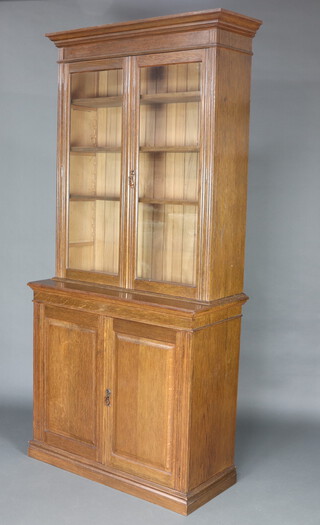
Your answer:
[0,1,319,524]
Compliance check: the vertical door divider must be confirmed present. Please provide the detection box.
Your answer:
[126,56,139,290]
[119,57,131,289]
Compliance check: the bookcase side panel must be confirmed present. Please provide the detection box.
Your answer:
[208,38,253,300]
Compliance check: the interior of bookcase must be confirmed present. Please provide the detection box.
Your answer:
[137,63,201,286]
[67,62,201,287]
[68,69,123,274]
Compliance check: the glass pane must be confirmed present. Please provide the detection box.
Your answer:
[68,69,122,275]
[137,63,201,286]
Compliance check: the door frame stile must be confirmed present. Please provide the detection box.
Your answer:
[174,330,193,492]
[125,55,139,290]
[33,302,45,442]
[197,47,215,300]
[103,317,115,466]
[120,57,131,289]
[56,55,70,278]
[96,315,108,464]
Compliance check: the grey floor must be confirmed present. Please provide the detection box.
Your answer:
[0,404,319,525]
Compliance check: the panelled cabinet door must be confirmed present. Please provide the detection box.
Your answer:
[104,319,178,487]
[41,306,105,462]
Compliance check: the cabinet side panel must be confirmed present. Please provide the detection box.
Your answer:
[188,316,241,490]
[32,302,45,441]
[209,43,252,300]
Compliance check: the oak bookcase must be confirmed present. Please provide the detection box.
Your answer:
[28,9,262,515]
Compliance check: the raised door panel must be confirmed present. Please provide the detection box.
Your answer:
[42,306,104,462]
[105,319,177,487]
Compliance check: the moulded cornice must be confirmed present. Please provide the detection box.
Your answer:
[46,8,262,47]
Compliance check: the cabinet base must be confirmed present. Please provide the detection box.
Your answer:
[28,441,236,515]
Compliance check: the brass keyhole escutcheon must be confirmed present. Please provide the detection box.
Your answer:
[129,170,135,188]
[105,388,111,407]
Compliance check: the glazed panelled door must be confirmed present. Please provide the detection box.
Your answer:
[134,51,204,298]
[66,59,126,286]
[104,319,178,487]
[41,306,105,462]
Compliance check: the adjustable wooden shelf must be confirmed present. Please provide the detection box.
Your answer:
[28,9,262,515]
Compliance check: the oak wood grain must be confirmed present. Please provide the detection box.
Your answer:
[29,279,248,329]
[207,43,253,300]
[46,9,262,47]
[41,306,104,462]
[29,8,261,515]
[105,322,176,486]
[28,440,237,515]
[188,317,242,489]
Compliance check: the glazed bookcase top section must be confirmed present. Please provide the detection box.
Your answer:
[46,9,262,47]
